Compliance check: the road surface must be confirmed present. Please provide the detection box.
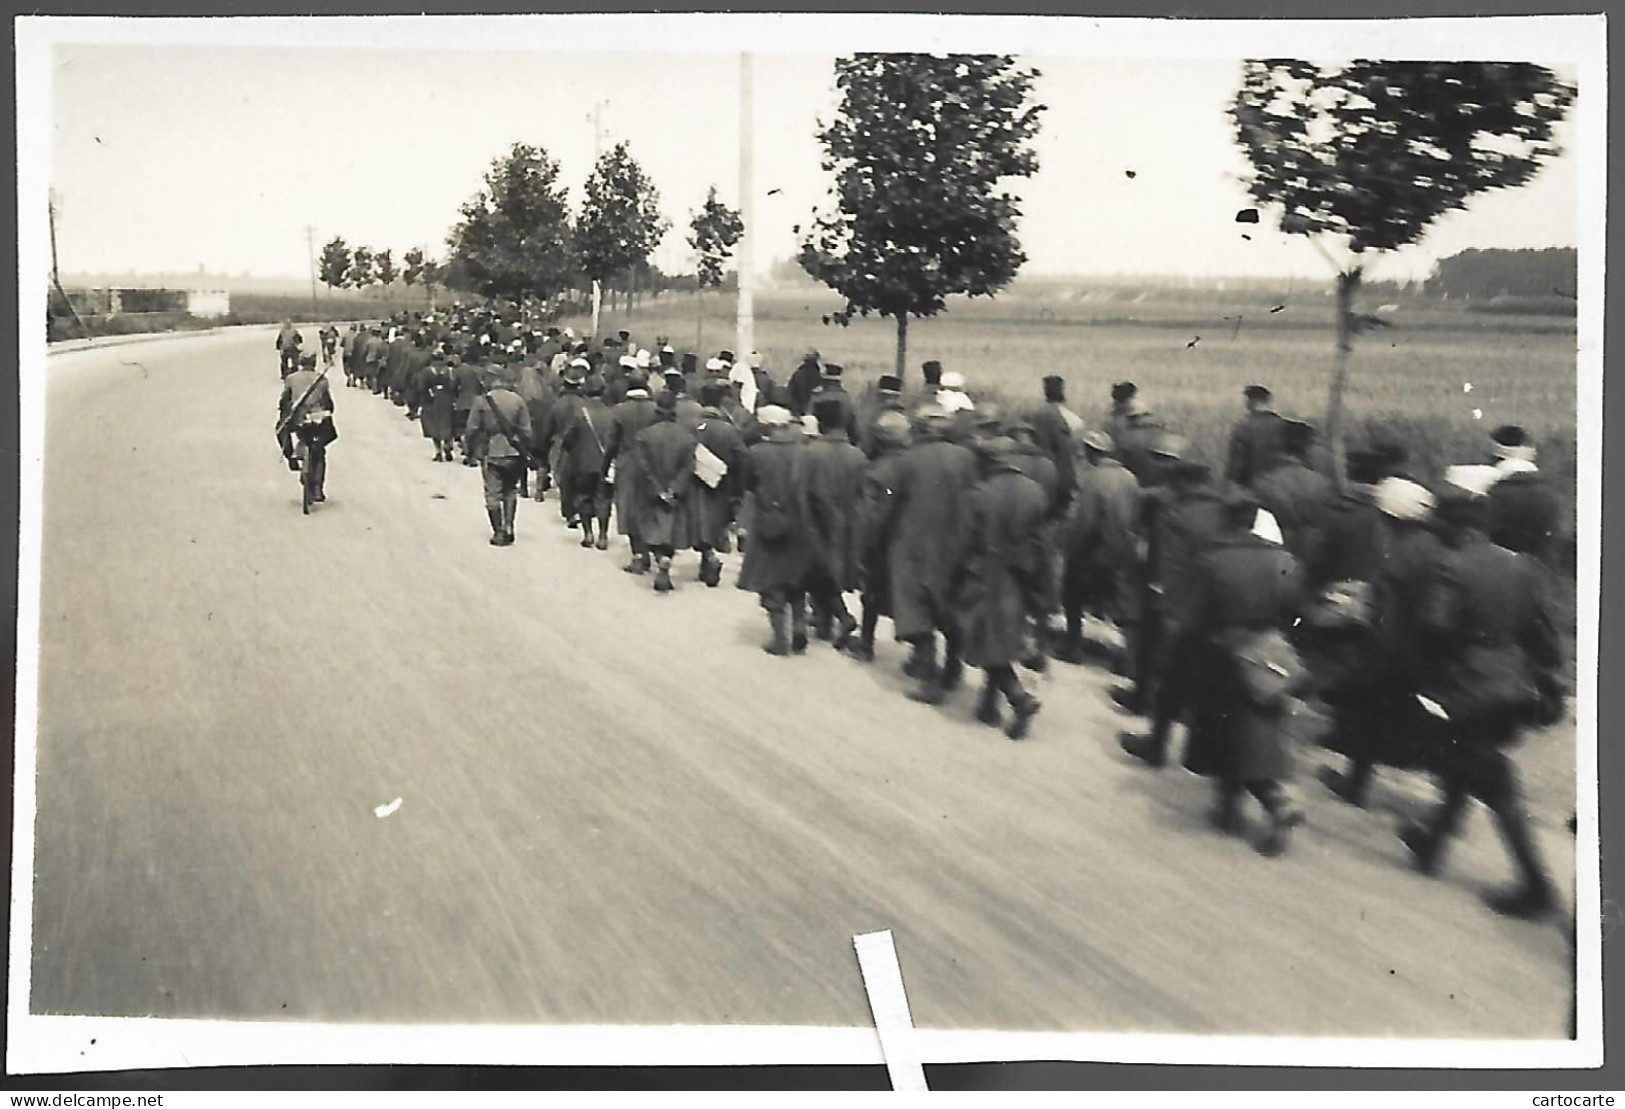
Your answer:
[24,326,1577,1041]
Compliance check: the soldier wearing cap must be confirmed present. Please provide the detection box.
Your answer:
[788,349,823,417]
[1107,387,1165,483]
[451,344,486,465]
[633,392,698,593]
[1251,419,1334,572]
[954,433,1048,739]
[1151,488,1308,853]
[464,353,533,547]
[1116,432,1227,744]
[419,345,458,463]
[686,382,748,586]
[738,405,813,654]
[1482,424,1564,565]
[601,368,660,573]
[277,352,335,491]
[560,372,614,550]
[797,396,868,646]
[537,360,591,524]
[1399,480,1565,918]
[1225,384,1290,488]
[1055,429,1143,667]
[866,404,979,700]
[1031,375,1082,511]
[807,362,861,443]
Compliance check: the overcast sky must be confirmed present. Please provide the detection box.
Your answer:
[47,35,1583,283]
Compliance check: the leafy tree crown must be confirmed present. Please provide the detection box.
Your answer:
[688,185,744,290]
[576,141,671,284]
[447,142,576,302]
[797,53,1045,324]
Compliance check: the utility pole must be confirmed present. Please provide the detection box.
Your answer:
[588,100,609,338]
[304,224,318,320]
[735,52,756,375]
[47,189,85,335]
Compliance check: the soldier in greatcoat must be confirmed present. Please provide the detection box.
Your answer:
[601,370,659,574]
[737,406,812,655]
[1054,430,1143,666]
[1224,383,1290,488]
[687,382,748,586]
[451,348,485,466]
[1163,491,1308,855]
[848,410,914,663]
[798,397,869,647]
[866,406,979,702]
[418,348,458,463]
[1252,419,1334,572]
[1030,375,1081,512]
[1398,484,1565,919]
[560,376,614,550]
[537,363,589,522]
[954,435,1049,740]
[1116,436,1229,761]
[634,392,698,593]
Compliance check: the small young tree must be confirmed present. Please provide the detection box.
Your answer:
[686,185,744,350]
[375,249,398,297]
[318,236,352,296]
[403,246,425,296]
[797,53,1046,377]
[1232,60,1575,483]
[577,141,670,338]
[349,246,377,293]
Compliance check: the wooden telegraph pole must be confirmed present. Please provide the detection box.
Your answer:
[735,53,756,373]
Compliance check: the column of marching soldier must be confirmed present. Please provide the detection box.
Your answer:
[283,306,1572,923]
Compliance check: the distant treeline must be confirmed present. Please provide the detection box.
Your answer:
[1426,247,1577,301]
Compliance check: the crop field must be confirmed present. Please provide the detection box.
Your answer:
[571,286,1579,540]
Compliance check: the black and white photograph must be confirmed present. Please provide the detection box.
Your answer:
[8,12,1606,1077]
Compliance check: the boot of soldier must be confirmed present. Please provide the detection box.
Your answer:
[699,551,722,588]
[579,519,596,548]
[905,662,948,705]
[902,637,935,680]
[1318,759,1374,808]
[790,602,810,654]
[1252,782,1306,858]
[995,668,1038,740]
[1483,804,1556,920]
[502,493,518,544]
[1052,611,1089,665]
[594,515,611,550]
[939,646,964,692]
[1400,785,1468,878]
[487,508,505,546]
[653,556,674,593]
[623,549,650,574]
[1209,782,1248,836]
[831,602,858,651]
[763,605,792,656]
[974,677,1002,727]
[844,605,879,662]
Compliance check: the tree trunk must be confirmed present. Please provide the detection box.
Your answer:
[893,313,908,382]
[1325,267,1361,493]
[590,280,602,339]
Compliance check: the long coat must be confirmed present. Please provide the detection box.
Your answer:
[737,433,810,596]
[1225,410,1289,488]
[418,361,456,441]
[1252,459,1334,570]
[452,362,483,413]
[856,446,909,616]
[1062,456,1142,574]
[687,408,747,549]
[1418,532,1562,730]
[634,417,698,548]
[797,430,869,591]
[807,382,862,441]
[955,464,1050,669]
[1174,532,1303,781]
[540,389,587,473]
[869,435,980,641]
[1314,486,1386,587]
[560,396,612,480]
[1486,468,1565,563]
[602,394,658,538]
[1030,402,1080,506]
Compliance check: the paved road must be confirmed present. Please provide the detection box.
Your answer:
[24,326,1576,1039]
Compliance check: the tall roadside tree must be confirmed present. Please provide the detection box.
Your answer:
[576,140,670,338]
[687,185,744,351]
[375,249,399,305]
[1232,60,1575,484]
[797,53,1045,378]
[446,142,576,310]
[318,236,352,298]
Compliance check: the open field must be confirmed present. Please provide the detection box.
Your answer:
[573,286,1579,552]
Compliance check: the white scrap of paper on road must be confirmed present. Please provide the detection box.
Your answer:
[374,797,403,819]
[852,930,928,1091]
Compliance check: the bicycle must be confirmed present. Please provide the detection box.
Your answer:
[294,419,333,515]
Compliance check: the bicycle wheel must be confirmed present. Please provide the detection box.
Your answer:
[301,441,316,514]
